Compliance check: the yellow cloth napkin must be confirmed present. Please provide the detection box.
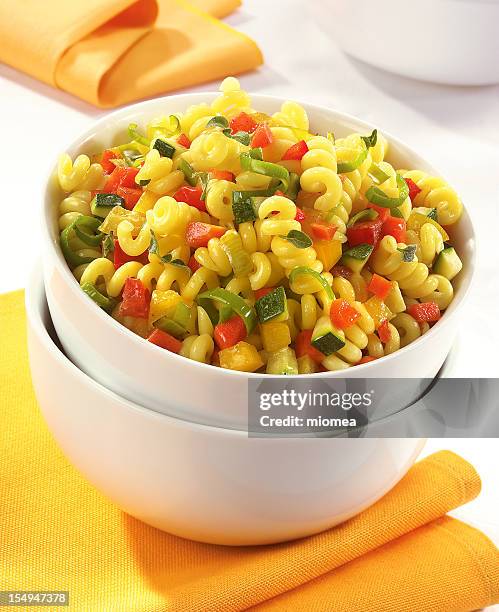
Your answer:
[1,289,498,612]
[0,0,262,108]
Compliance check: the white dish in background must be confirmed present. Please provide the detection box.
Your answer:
[26,268,425,545]
[42,93,475,429]
[312,0,499,86]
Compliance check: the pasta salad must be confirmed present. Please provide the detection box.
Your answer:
[57,78,464,374]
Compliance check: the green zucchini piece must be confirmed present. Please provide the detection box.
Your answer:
[340,243,374,273]
[255,287,287,323]
[433,246,462,280]
[91,193,124,219]
[153,139,175,158]
[311,316,345,356]
[232,191,258,224]
[266,347,299,375]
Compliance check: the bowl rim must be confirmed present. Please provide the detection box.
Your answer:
[41,91,477,380]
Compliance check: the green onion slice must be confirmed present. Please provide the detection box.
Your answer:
[197,287,257,334]
[102,233,114,259]
[149,115,181,138]
[178,159,197,186]
[368,163,390,185]
[127,123,149,146]
[81,282,116,312]
[288,266,334,300]
[347,208,378,228]
[73,215,103,246]
[60,216,103,267]
[337,129,377,174]
[365,174,409,208]
[240,153,290,191]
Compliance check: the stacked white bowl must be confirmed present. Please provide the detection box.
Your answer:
[27,94,475,545]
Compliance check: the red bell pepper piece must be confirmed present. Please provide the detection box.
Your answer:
[147,329,182,353]
[331,264,353,280]
[173,186,206,212]
[101,149,119,174]
[366,203,391,223]
[294,207,306,222]
[282,140,309,161]
[405,177,422,202]
[311,223,336,241]
[210,169,235,182]
[378,319,391,343]
[177,133,191,149]
[254,287,274,300]
[187,255,201,274]
[367,273,392,300]
[407,301,441,322]
[382,216,406,243]
[295,330,325,364]
[214,315,247,350]
[346,217,383,247]
[119,278,150,319]
[116,186,142,210]
[358,356,377,364]
[113,239,149,269]
[186,222,226,248]
[103,166,140,192]
[250,123,273,148]
[230,112,258,134]
[329,299,361,329]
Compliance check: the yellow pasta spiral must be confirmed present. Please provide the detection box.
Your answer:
[401,170,463,225]
[258,195,300,236]
[80,259,142,297]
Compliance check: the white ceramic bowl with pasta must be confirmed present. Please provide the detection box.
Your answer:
[312,0,499,85]
[42,93,475,429]
[27,269,425,545]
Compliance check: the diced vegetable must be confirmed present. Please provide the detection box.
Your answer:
[198,287,257,334]
[407,301,441,322]
[366,174,409,208]
[116,186,142,210]
[266,347,299,375]
[433,247,462,280]
[178,159,197,186]
[220,230,253,277]
[214,315,247,349]
[91,193,125,218]
[405,177,422,202]
[289,266,334,300]
[177,133,191,148]
[378,319,391,343]
[341,243,374,273]
[363,296,394,328]
[98,206,145,235]
[186,222,226,248]
[149,290,182,323]
[210,169,235,182]
[153,139,175,158]
[255,287,287,323]
[173,186,206,212]
[282,140,308,161]
[219,341,264,372]
[119,278,150,319]
[297,354,317,374]
[407,211,449,242]
[366,203,391,223]
[382,216,406,242]
[260,321,291,352]
[188,255,201,273]
[113,239,149,269]
[359,356,377,364]
[232,191,258,224]
[329,299,361,329]
[367,273,392,300]
[368,163,390,185]
[254,287,274,300]
[314,239,342,271]
[103,166,139,192]
[60,216,103,267]
[347,209,378,228]
[331,264,353,279]
[294,206,305,222]
[240,153,290,191]
[154,318,187,339]
[147,329,182,353]
[311,316,345,355]
[101,150,119,173]
[230,112,258,134]
[295,330,325,364]
[346,218,383,247]
[250,123,273,148]
[311,223,336,241]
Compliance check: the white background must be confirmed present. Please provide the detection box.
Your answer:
[0,0,497,608]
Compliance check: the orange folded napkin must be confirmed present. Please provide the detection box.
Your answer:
[0,0,262,108]
[1,289,498,612]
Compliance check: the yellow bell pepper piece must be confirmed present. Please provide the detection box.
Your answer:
[219,341,264,372]
[260,321,291,352]
[363,296,394,329]
[98,206,146,235]
[407,212,449,242]
[133,190,159,214]
[149,290,182,323]
[314,239,342,271]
